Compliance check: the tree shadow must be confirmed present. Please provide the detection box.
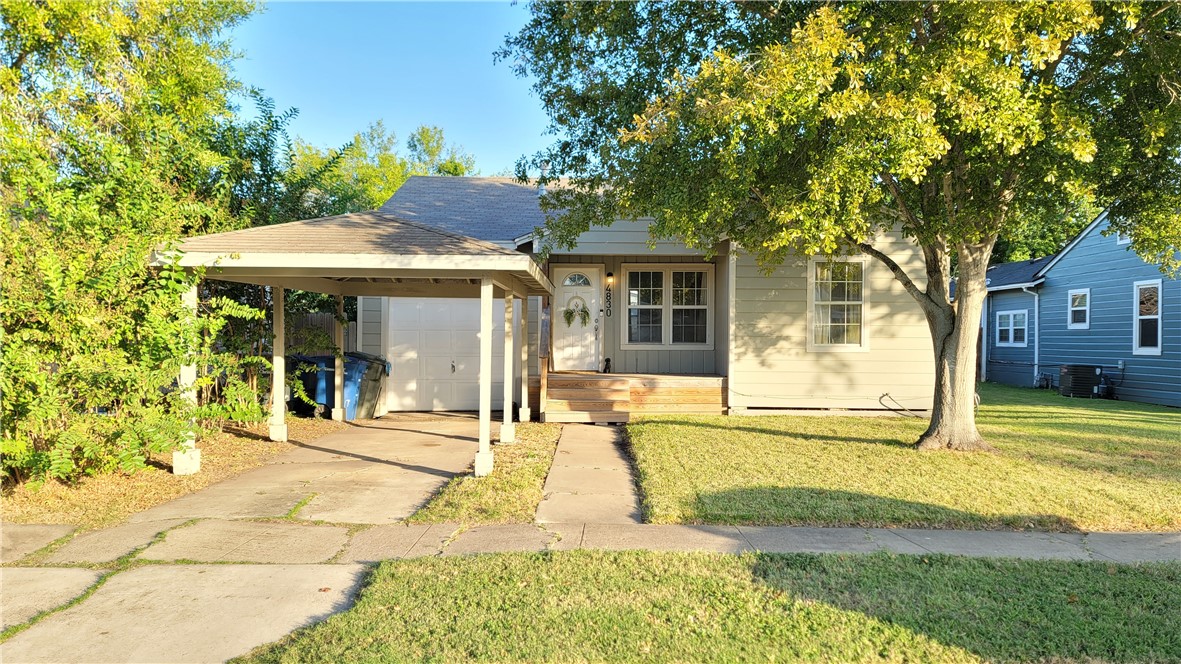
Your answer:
[749,551,1181,663]
[632,418,918,449]
[690,486,1078,531]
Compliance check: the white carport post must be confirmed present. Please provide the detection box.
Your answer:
[518,295,530,423]
[500,291,515,443]
[173,284,201,475]
[269,285,288,442]
[474,277,495,476]
[332,294,346,422]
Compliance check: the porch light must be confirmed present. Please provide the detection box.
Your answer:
[606,272,614,284]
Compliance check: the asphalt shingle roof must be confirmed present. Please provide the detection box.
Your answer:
[985,254,1056,289]
[178,210,519,257]
[378,176,547,244]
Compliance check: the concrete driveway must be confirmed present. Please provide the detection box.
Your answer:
[1,415,485,663]
[132,415,482,525]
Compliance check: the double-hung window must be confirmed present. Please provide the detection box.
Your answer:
[622,265,713,348]
[808,258,868,351]
[1068,289,1090,330]
[1133,280,1162,355]
[996,310,1027,347]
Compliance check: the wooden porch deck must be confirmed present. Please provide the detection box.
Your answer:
[531,371,727,424]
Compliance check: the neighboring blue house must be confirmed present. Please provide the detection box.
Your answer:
[981,211,1180,407]
[980,255,1054,388]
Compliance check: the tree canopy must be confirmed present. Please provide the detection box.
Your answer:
[292,121,477,214]
[502,1,1181,449]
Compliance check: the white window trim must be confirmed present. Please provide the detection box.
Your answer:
[619,263,715,350]
[1116,231,1131,245]
[995,309,1028,348]
[1133,279,1163,356]
[806,256,871,353]
[1067,288,1090,330]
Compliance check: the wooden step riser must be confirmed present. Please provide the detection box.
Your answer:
[543,412,630,423]
[547,400,630,412]
[547,388,631,400]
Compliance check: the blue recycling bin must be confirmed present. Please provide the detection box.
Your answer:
[287,354,368,421]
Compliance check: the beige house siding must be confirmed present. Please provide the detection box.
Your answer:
[358,296,383,355]
[551,218,708,256]
[728,232,935,411]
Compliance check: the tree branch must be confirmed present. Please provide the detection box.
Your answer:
[858,241,938,316]
[879,170,922,229]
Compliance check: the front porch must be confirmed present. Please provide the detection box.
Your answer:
[532,372,727,423]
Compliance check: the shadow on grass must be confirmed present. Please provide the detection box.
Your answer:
[751,552,1181,663]
[691,486,1078,531]
[631,418,918,449]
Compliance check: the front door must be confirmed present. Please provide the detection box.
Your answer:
[552,266,602,371]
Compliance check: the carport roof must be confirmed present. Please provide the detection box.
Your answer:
[154,210,553,297]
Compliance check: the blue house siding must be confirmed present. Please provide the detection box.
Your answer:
[984,289,1038,387]
[1038,218,1181,407]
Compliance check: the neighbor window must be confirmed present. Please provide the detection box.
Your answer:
[622,265,713,348]
[1117,231,1132,245]
[1068,289,1090,330]
[996,310,1027,347]
[809,259,867,350]
[1133,280,1162,355]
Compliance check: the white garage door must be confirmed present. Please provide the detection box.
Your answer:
[386,298,518,411]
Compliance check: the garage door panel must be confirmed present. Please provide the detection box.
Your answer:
[385,297,516,412]
[420,332,455,355]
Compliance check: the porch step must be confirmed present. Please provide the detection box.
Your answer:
[543,373,631,424]
[543,411,631,424]
[541,372,728,423]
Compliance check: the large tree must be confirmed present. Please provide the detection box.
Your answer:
[501,1,1181,450]
[1,0,256,480]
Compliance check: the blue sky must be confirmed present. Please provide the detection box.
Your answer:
[230,1,552,175]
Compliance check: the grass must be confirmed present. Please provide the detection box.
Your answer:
[627,383,1181,531]
[236,550,1181,663]
[407,422,562,524]
[1,417,346,530]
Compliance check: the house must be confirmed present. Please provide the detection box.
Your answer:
[981,211,1180,407]
[357,176,936,422]
[979,254,1055,388]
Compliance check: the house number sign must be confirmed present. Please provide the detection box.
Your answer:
[604,280,613,317]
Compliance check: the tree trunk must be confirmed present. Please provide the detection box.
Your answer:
[916,243,994,451]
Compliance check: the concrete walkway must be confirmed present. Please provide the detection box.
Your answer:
[2,416,1180,663]
[535,424,642,524]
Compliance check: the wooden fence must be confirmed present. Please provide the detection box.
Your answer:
[287,313,357,353]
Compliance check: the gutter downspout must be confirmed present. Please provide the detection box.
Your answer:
[1022,286,1040,383]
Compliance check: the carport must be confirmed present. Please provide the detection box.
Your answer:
[152,211,553,477]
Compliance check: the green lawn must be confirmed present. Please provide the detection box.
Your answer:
[407,423,562,524]
[238,551,1181,663]
[627,383,1181,531]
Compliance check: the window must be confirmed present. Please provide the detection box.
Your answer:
[1068,289,1090,330]
[996,310,1028,347]
[1133,280,1162,355]
[562,273,592,287]
[1117,231,1132,245]
[808,259,868,351]
[621,264,713,348]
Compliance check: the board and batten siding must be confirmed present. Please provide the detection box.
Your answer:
[546,219,725,375]
[1038,218,1180,407]
[984,289,1039,387]
[547,253,722,374]
[728,232,934,411]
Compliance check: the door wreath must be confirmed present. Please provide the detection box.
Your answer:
[562,297,592,327]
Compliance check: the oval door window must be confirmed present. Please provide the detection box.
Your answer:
[562,273,591,287]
